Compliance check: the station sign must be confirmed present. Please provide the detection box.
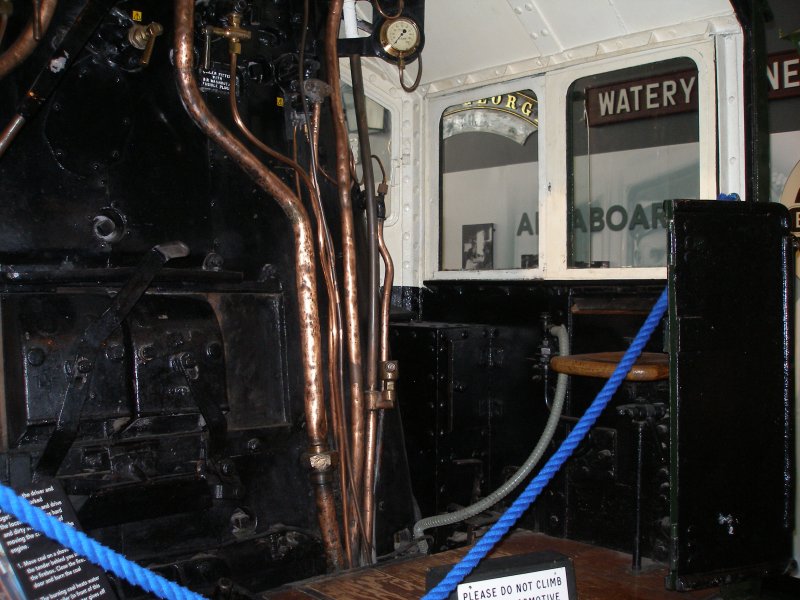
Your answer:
[767,51,800,100]
[586,70,697,126]
[586,51,799,128]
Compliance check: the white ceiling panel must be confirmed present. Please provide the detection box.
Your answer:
[610,0,734,32]
[420,0,735,87]
[531,0,628,52]
[422,1,537,84]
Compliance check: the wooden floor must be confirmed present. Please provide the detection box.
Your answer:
[263,531,719,600]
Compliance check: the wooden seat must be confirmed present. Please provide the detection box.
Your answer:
[550,351,669,382]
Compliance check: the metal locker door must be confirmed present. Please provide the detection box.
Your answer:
[667,199,794,590]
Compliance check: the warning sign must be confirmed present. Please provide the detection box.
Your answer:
[456,567,570,600]
[426,552,577,600]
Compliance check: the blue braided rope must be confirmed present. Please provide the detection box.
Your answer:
[0,484,206,600]
[422,287,669,600]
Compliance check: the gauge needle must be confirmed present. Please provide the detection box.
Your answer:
[394,29,407,44]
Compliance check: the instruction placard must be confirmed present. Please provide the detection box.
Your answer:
[426,551,577,600]
[199,64,239,97]
[457,566,570,600]
[0,480,115,599]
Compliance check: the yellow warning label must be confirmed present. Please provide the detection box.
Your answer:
[276,97,285,107]
[132,10,143,22]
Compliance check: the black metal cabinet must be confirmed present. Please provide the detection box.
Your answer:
[390,321,542,546]
[666,200,795,590]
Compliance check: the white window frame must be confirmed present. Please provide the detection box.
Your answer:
[425,40,719,282]
[426,76,547,281]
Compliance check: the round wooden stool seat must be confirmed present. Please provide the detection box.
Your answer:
[549,351,668,382]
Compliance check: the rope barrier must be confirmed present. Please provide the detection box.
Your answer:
[422,287,669,600]
[0,484,207,600]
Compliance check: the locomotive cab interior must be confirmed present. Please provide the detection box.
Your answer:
[0,1,798,599]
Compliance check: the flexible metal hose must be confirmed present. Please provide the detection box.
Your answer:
[424,289,668,599]
[413,324,570,544]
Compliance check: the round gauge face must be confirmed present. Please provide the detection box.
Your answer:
[379,17,421,58]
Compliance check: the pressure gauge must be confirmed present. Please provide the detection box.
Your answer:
[377,16,422,60]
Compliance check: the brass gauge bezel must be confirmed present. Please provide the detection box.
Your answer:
[378,16,422,59]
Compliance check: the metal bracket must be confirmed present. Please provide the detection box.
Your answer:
[365,360,400,410]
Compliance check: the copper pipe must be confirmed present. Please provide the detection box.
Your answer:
[309,104,370,563]
[361,221,395,560]
[292,123,353,568]
[229,56,316,188]
[0,0,58,80]
[373,0,404,20]
[33,0,42,40]
[362,409,378,560]
[377,221,394,365]
[174,0,343,570]
[0,114,26,159]
[325,0,367,546]
[308,106,362,564]
[349,54,383,562]
[0,15,8,47]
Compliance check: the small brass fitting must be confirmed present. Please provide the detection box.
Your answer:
[381,360,399,381]
[128,22,164,66]
[302,448,339,473]
[205,12,252,59]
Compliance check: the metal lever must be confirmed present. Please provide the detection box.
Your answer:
[128,21,163,66]
[173,351,227,458]
[33,242,190,480]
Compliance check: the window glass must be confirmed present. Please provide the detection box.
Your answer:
[439,91,539,271]
[568,59,699,268]
[341,84,392,213]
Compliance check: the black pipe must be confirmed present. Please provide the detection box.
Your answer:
[730,0,773,202]
[349,54,381,559]
[349,55,380,396]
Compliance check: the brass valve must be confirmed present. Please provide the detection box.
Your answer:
[367,360,400,411]
[381,360,399,407]
[203,12,252,69]
[128,21,164,67]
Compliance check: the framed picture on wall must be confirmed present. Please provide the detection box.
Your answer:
[462,223,494,270]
